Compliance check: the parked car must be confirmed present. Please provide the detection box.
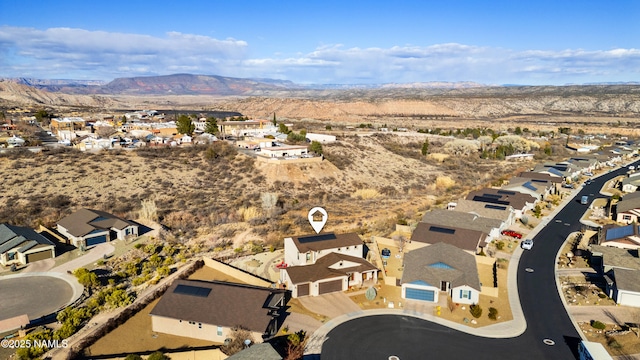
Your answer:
[562,183,574,189]
[581,195,589,205]
[584,172,593,177]
[522,239,534,250]
[501,230,523,239]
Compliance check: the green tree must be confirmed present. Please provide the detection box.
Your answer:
[514,126,522,135]
[73,268,99,288]
[272,113,277,126]
[278,123,290,134]
[176,114,195,135]
[147,351,169,360]
[309,141,323,154]
[124,355,143,360]
[421,139,429,156]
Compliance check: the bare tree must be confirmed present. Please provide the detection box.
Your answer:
[221,326,254,356]
[392,234,406,253]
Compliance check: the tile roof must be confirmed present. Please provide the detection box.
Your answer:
[284,252,377,284]
[149,280,287,333]
[57,209,135,237]
[401,242,481,291]
[410,222,486,253]
[289,232,363,253]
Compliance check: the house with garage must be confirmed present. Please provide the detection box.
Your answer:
[465,188,537,219]
[590,245,640,307]
[57,209,139,248]
[532,162,582,182]
[501,178,551,201]
[150,280,288,342]
[410,222,488,254]
[0,224,55,266]
[450,199,515,226]
[280,232,378,297]
[419,209,505,243]
[614,193,640,224]
[401,242,481,304]
[621,172,640,193]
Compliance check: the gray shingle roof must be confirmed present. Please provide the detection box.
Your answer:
[410,222,486,253]
[617,196,640,214]
[613,268,640,293]
[450,199,513,222]
[420,209,503,234]
[0,224,54,254]
[401,242,481,291]
[465,188,536,210]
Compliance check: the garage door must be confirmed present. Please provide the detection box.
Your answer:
[297,283,310,297]
[405,287,435,302]
[26,250,53,263]
[86,235,108,247]
[319,279,343,295]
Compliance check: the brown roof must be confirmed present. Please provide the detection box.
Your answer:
[57,209,135,237]
[290,232,363,253]
[284,252,377,284]
[465,188,536,210]
[149,280,287,333]
[410,222,486,253]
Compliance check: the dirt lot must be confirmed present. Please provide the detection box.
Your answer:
[578,321,640,357]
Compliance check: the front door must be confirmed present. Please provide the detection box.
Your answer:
[440,281,450,291]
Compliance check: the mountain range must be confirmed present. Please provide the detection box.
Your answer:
[1,74,487,96]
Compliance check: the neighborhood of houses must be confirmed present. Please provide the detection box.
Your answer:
[2,136,640,357]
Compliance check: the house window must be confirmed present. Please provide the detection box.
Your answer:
[460,289,471,299]
[217,326,223,336]
[623,215,632,221]
[306,253,311,261]
[8,252,16,260]
[198,323,202,329]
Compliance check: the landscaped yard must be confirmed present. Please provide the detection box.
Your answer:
[578,321,640,357]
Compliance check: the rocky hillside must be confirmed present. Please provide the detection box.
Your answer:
[0,80,122,109]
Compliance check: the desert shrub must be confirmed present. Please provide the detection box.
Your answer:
[598,293,608,299]
[607,337,622,349]
[591,320,606,330]
[221,326,254,356]
[74,268,99,288]
[351,188,381,199]
[435,176,456,190]
[488,307,498,320]
[470,304,483,318]
[124,355,143,360]
[495,241,505,250]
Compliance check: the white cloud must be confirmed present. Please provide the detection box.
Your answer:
[0,26,638,84]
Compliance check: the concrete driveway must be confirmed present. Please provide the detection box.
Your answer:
[51,243,115,273]
[22,258,55,273]
[298,292,362,319]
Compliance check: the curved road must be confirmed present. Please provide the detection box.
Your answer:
[322,162,636,359]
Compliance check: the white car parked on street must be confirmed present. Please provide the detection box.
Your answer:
[522,239,534,250]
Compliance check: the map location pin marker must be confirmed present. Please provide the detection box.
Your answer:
[308,207,328,234]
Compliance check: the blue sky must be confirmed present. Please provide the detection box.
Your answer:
[1,0,638,85]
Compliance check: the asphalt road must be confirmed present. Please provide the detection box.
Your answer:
[322,161,639,360]
[0,276,73,321]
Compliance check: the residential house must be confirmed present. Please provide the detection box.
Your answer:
[57,209,139,248]
[598,224,640,249]
[465,188,536,219]
[502,178,551,201]
[590,245,640,307]
[226,342,283,360]
[568,156,600,173]
[259,145,309,158]
[305,133,337,143]
[410,222,487,254]
[614,193,640,224]
[419,210,505,243]
[401,242,481,305]
[517,171,563,190]
[218,120,276,138]
[449,199,515,226]
[0,224,55,266]
[150,280,287,342]
[6,135,25,147]
[621,172,640,193]
[280,232,378,297]
[532,162,582,181]
[50,117,86,135]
